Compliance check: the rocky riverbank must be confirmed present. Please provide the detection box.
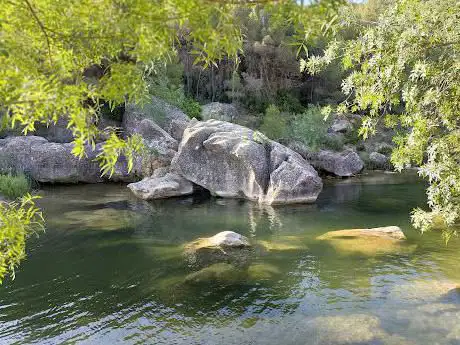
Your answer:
[0,98,396,204]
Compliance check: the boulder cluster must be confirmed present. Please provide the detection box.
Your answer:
[0,98,394,204]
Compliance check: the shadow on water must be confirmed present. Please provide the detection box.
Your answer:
[0,172,459,345]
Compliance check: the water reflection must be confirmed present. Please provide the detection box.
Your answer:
[0,172,459,345]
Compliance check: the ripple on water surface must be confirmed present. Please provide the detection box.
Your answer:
[0,173,459,345]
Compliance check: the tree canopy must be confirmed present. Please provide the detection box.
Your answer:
[303,0,460,239]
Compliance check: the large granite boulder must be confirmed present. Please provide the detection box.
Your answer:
[171,120,322,204]
[123,96,190,141]
[201,102,239,122]
[127,172,193,200]
[307,149,364,177]
[0,136,134,183]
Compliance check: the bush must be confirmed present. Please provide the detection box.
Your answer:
[147,61,202,119]
[259,105,288,140]
[0,174,31,200]
[288,105,332,151]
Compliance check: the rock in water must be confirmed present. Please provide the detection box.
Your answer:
[127,172,193,200]
[206,231,251,247]
[317,226,411,256]
[307,149,364,177]
[184,263,246,285]
[184,231,253,268]
[171,120,322,204]
[201,102,239,122]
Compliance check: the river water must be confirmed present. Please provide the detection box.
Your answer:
[0,172,459,345]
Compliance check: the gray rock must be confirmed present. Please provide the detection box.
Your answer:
[171,120,322,204]
[369,151,390,170]
[201,102,239,122]
[330,119,352,133]
[0,136,136,183]
[127,172,193,200]
[123,96,190,141]
[266,143,323,204]
[308,149,364,177]
[34,118,74,143]
[0,136,102,183]
[123,105,181,177]
[206,231,251,247]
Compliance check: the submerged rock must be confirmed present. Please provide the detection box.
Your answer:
[183,231,253,268]
[184,263,246,285]
[201,102,239,122]
[247,263,281,280]
[302,314,385,345]
[127,172,193,200]
[307,149,364,177]
[317,226,411,256]
[171,120,322,204]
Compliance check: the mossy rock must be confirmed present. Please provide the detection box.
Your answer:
[183,231,254,268]
[317,226,416,256]
[247,263,281,281]
[184,263,246,285]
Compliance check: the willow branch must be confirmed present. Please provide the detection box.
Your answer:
[23,0,52,65]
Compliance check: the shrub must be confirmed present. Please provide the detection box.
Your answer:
[288,105,332,151]
[0,174,31,200]
[259,105,288,140]
[324,134,344,151]
[147,61,202,119]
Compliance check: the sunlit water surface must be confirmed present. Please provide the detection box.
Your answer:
[1,172,459,345]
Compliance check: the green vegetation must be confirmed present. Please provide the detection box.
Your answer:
[148,61,202,119]
[289,105,333,151]
[303,0,460,238]
[0,195,44,283]
[260,105,287,141]
[0,174,31,200]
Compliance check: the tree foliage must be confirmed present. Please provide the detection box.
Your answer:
[0,195,44,283]
[303,0,460,239]
[0,0,247,173]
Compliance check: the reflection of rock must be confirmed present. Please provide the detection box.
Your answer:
[247,263,281,280]
[183,231,253,268]
[55,208,140,231]
[317,226,413,256]
[303,314,385,345]
[127,172,193,200]
[184,263,245,285]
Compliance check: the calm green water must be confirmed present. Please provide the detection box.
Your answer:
[1,172,460,345]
